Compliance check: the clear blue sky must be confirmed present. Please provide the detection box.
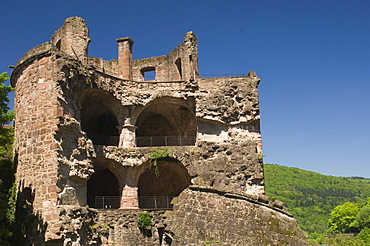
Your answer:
[2,0,369,178]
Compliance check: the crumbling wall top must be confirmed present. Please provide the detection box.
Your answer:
[184,31,197,42]
[50,16,90,64]
[11,42,56,87]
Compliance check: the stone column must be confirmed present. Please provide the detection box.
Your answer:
[120,186,139,209]
[116,37,134,80]
[118,124,137,148]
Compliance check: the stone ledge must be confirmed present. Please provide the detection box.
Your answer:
[11,42,56,86]
[17,42,55,66]
[188,185,292,217]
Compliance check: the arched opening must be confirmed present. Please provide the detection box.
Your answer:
[81,89,121,146]
[138,159,191,209]
[56,39,61,50]
[135,97,197,147]
[87,169,120,209]
[137,112,175,137]
[82,113,119,145]
[175,58,182,80]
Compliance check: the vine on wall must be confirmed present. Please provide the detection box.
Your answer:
[150,148,172,177]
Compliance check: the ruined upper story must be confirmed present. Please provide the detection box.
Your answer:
[49,16,199,82]
[11,17,263,203]
[12,16,261,145]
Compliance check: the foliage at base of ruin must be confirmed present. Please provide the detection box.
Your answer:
[0,159,14,246]
[137,212,152,229]
[0,73,15,246]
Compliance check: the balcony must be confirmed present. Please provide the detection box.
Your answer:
[89,135,119,146]
[136,136,196,147]
[89,135,196,147]
[94,196,175,210]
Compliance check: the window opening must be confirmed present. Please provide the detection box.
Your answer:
[56,40,61,50]
[175,58,182,79]
[142,68,156,81]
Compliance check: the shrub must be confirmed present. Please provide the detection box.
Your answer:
[138,213,152,229]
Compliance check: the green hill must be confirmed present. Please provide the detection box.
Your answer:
[264,163,370,235]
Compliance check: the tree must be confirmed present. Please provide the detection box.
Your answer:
[322,234,368,246]
[327,202,359,233]
[0,72,14,246]
[354,205,370,229]
[0,72,14,123]
[0,72,14,157]
[357,227,370,244]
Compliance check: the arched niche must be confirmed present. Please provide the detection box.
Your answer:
[175,58,182,80]
[80,89,123,146]
[87,168,120,209]
[137,158,191,209]
[135,97,197,147]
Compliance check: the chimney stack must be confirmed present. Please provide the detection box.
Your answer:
[116,37,134,80]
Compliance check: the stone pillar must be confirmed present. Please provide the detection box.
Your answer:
[120,186,139,209]
[116,37,134,80]
[118,124,137,148]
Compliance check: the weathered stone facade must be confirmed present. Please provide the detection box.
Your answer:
[11,17,306,245]
[164,186,307,245]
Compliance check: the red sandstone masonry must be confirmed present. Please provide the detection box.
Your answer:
[10,16,306,245]
[13,54,63,239]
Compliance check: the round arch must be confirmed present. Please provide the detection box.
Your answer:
[87,168,120,208]
[133,96,197,147]
[86,157,123,209]
[81,89,124,146]
[137,158,191,209]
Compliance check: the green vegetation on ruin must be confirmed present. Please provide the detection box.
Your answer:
[137,212,152,229]
[150,148,172,177]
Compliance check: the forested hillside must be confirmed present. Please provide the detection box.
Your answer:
[264,164,370,235]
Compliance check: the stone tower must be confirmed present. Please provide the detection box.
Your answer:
[11,17,306,245]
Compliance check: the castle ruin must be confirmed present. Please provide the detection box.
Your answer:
[10,17,307,245]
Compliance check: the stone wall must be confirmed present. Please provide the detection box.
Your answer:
[96,140,263,196]
[11,43,67,240]
[96,210,167,246]
[196,74,260,125]
[50,16,90,64]
[131,31,198,82]
[163,187,307,245]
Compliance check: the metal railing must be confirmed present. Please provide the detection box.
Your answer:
[93,196,175,209]
[88,135,119,146]
[88,135,196,147]
[136,136,196,147]
[94,196,120,209]
[199,73,245,78]
[139,196,174,209]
